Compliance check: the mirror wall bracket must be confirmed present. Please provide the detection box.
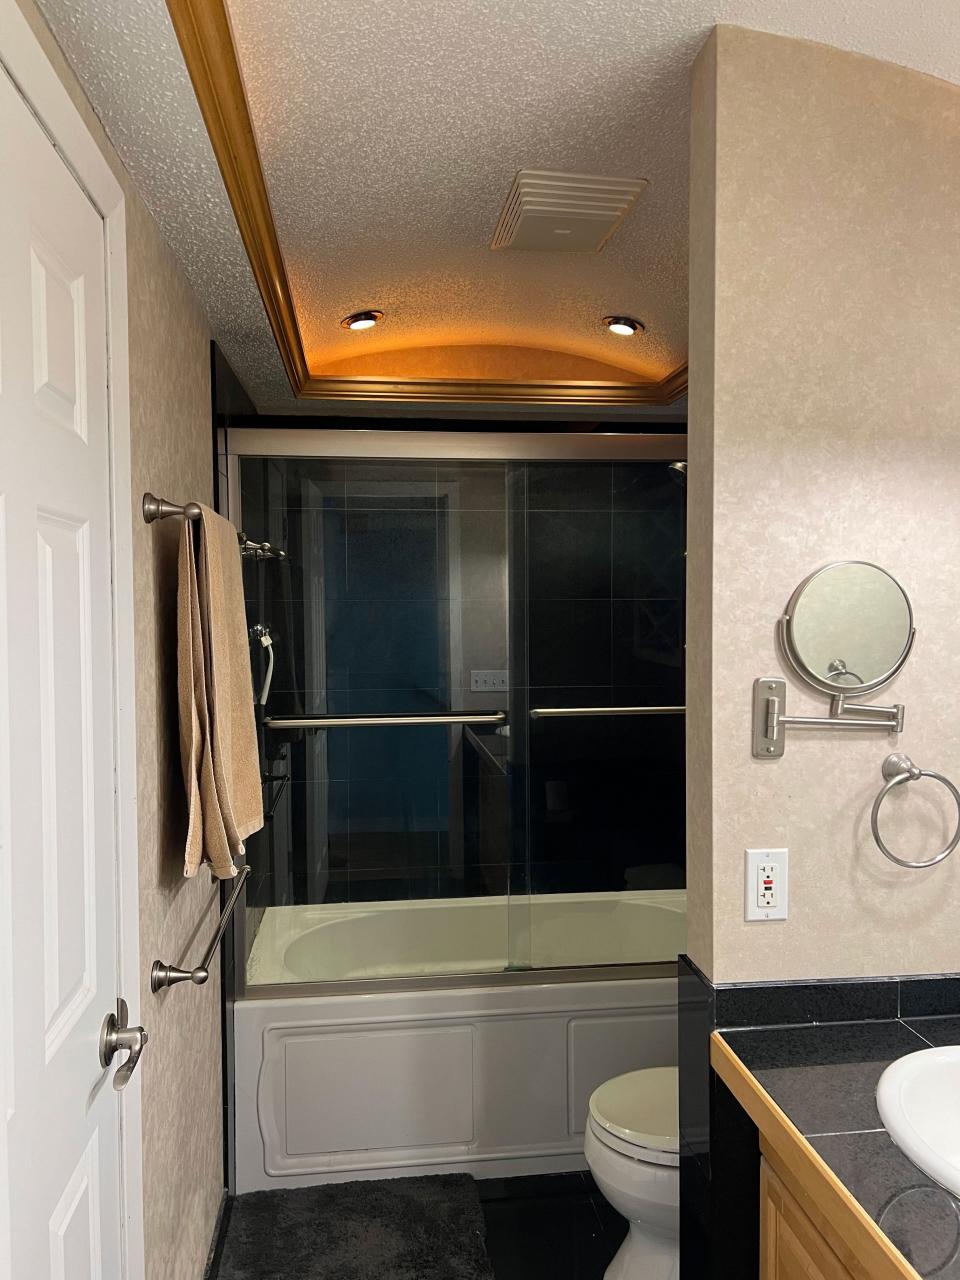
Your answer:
[752,678,904,759]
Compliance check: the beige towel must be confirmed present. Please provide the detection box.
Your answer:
[178,525,234,878]
[177,506,263,879]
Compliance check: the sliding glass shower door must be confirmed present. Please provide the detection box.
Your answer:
[509,460,686,968]
[240,456,516,982]
[235,437,686,987]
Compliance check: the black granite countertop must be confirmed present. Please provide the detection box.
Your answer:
[719,1015,960,1279]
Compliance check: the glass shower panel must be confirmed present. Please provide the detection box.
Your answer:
[239,458,518,984]
[514,460,687,967]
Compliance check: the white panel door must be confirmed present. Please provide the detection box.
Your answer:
[0,65,129,1278]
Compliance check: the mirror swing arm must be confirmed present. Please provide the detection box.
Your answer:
[752,676,906,759]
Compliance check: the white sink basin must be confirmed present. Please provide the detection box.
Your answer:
[877,1046,960,1196]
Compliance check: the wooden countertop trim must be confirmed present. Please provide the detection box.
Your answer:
[710,1031,920,1280]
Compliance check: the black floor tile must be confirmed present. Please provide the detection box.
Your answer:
[480,1173,625,1280]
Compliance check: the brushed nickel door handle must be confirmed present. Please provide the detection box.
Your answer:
[99,998,148,1091]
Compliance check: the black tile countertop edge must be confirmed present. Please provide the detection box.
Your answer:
[716,1019,960,1279]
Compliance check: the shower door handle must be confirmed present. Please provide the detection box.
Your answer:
[264,711,508,729]
[529,706,685,719]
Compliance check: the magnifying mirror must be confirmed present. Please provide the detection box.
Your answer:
[779,561,914,697]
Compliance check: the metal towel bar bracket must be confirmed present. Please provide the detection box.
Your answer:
[142,491,286,559]
[151,864,250,992]
[871,754,960,870]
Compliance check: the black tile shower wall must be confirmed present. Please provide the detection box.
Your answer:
[516,460,686,897]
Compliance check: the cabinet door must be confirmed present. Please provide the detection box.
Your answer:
[762,1159,855,1280]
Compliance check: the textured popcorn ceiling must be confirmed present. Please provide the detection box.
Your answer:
[34,0,960,411]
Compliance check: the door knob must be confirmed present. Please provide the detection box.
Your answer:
[99,998,148,1091]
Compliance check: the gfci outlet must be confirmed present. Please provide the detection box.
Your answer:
[744,848,788,921]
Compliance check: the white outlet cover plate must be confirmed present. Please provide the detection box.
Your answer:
[744,848,788,921]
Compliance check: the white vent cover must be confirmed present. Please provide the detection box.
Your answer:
[490,169,648,252]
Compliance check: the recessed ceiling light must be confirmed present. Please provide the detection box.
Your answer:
[603,315,644,337]
[340,310,383,331]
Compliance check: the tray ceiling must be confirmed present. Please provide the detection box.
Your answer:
[33,0,960,412]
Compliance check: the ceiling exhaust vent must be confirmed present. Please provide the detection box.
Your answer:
[490,169,648,253]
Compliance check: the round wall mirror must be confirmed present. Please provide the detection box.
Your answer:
[779,562,915,696]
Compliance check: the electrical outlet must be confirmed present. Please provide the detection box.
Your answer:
[758,863,776,908]
[745,848,788,921]
[470,669,508,692]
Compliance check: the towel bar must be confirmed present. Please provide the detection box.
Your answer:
[142,491,286,560]
[151,864,251,992]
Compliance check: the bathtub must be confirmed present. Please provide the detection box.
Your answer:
[246,889,687,985]
[233,890,684,1191]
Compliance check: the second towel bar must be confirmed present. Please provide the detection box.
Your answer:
[151,864,250,992]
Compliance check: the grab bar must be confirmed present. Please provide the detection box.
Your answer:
[151,864,251,992]
[529,706,685,719]
[264,711,508,729]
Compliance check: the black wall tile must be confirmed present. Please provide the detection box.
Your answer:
[527,510,611,599]
[612,599,684,689]
[612,462,685,512]
[899,975,960,1018]
[715,978,899,1029]
[525,461,612,510]
[527,601,611,687]
[679,956,715,1171]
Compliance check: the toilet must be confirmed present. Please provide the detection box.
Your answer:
[583,1067,679,1280]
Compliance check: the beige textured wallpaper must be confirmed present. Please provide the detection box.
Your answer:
[15,3,224,1277]
[688,27,960,984]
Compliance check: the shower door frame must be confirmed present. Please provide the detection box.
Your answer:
[222,425,687,1001]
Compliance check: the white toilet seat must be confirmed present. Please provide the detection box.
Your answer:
[588,1115,679,1167]
[588,1067,679,1167]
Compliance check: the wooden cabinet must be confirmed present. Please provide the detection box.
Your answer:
[761,1159,856,1280]
[713,1033,920,1280]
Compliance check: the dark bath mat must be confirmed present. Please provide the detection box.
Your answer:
[213,1173,496,1280]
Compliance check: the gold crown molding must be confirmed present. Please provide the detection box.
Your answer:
[298,368,688,404]
[166,0,688,408]
[165,0,308,392]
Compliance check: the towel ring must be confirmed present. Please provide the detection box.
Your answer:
[871,753,960,869]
